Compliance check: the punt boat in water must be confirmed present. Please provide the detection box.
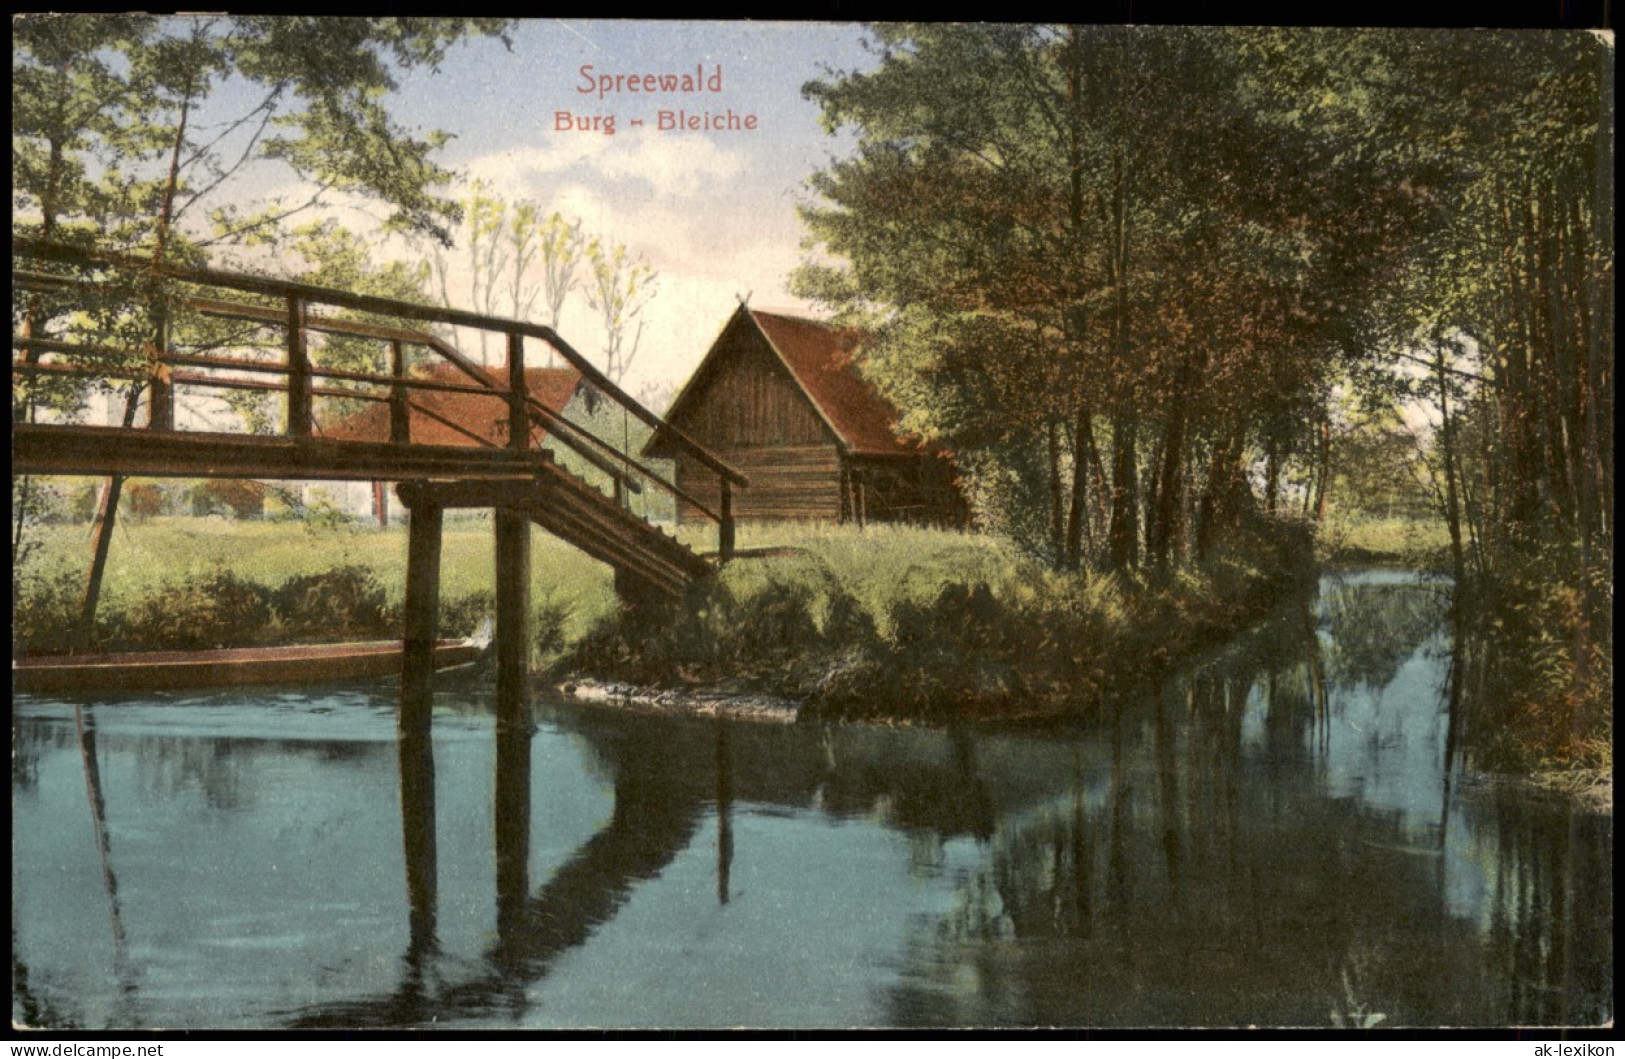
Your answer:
[13,636,489,695]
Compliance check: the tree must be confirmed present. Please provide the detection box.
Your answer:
[12,15,515,639]
[423,187,590,368]
[425,179,510,361]
[798,25,1438,572]
[536,211,586,333]
[585,237,658,386]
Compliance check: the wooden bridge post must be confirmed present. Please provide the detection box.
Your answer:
[399,494,443,943]
[506,331,529,451]
[493,506,532,931]
[286,295,312,438]
[388,338,410,444]
[719,477,735,562]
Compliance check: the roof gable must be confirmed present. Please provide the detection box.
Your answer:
[651,306,930,458]
[748,310,925,456]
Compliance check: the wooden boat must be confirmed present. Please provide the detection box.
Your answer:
[13,637,489,695]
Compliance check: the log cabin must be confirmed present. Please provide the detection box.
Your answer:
[644,306,967,527]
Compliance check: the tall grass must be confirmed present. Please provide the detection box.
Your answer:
[18,515,620,637]
[1316,508,1451,568]
[13,514,618,655]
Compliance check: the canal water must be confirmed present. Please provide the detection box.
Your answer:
[11,571,1612,1029]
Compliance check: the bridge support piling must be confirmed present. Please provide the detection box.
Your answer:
[493,507,532,931]
[399,496,443,945]
[716,720,733,906]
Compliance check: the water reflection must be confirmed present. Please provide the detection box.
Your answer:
[10,572,1612,1029]
[879,573,1610,1027]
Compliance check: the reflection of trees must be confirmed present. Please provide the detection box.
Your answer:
[1469,797,1613,1025]
[884,581,1606,1028]
[12,715,42,791]
[889,744,1502,1025]
[12,943,83,1030]
[132,737,251,811]
[818,728,996,840]
[18,584,1608,1031]
[1318,581,1446,692]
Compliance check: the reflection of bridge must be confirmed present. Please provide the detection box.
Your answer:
[283,705,1083,1028]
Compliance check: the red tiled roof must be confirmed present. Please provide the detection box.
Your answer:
[749,309,935,456]
[748,311,894,455]
[323,363,583,448]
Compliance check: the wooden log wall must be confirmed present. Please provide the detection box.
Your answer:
[675,445,841,523]
[675,338,830,448]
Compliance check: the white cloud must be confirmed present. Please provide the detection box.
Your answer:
[463,126,749,201]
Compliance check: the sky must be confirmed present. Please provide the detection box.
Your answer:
[230,19,881,400]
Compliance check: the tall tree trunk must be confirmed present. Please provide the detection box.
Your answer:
[1148,402,1186,569]
[1496,187,1542,530]
[1434,346,1467,586]
[80,56,199,639]
[1313,413,1331,525]
[79,476,126,649]
[1197,423,1249,562]
[1047,420,1066,563]
[1083,410,1111,545]
[1108,412,1139,571]
[1264,431,1280,518]
[78,384,144,646]
[1065,407,1094,569]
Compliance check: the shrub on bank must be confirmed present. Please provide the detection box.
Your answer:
[1455,539,1612,774]
[270,565,391,641]
[16,566,403,654]
[439,590,495,641]
[558,516,1317,724]
[13,568,93,655]
[115,569,276,651]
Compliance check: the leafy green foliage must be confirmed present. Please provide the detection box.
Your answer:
[1455,540,1612,773]
[13,568,88,656]
[117,569,276,651]
[124,482,167,521]
[189,478,267,519]
[797,26,1446,573]
[268,565,391,642]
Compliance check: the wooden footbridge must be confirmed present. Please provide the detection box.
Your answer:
[13,237,748,886]
[13,237,744,589]
[13,237,755,950]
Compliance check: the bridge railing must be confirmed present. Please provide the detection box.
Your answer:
[11,238,746,559]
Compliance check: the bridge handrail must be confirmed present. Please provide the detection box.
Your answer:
[13,237,743,550]
[13,238,748,488]
[16,269,656,499]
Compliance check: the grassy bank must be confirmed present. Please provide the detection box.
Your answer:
[561,518,1316,723]
[13,514,620,655]
[1316,510,1451,569]
[15,514,1315,724]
